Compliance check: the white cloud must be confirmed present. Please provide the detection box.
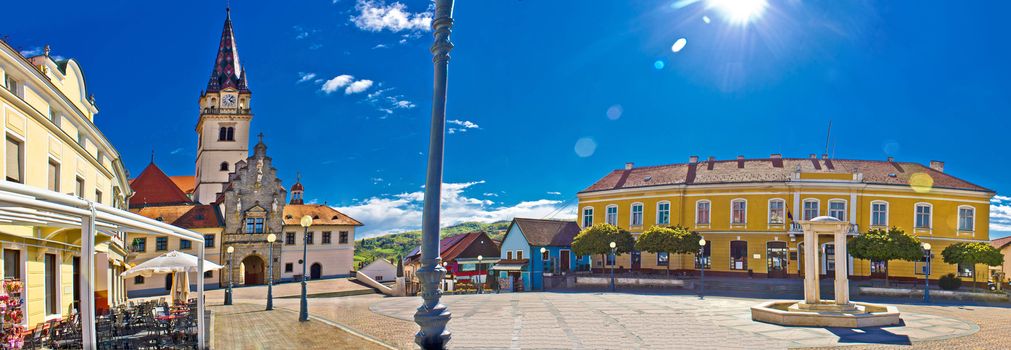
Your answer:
[351,0,433,33]
[297,72,317,83]
[336,181,575,238]
[991,196,1011,234]
[546,191,561,195]
[19,47,42,57]
[372,44,388,49]
[293,26,318,40]
[321,75,354,93]
[448,119,479,129]
[169,148,184,155]
[345,79,374,94]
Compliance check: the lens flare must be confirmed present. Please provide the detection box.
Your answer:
[606,105,623,120]
[909,172,934,193]
[574,138,597,158]
[671,38,687,53]
[654,60,666,69]
[708,0,768,25]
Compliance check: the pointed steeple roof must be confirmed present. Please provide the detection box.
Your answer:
[129,162,194,208]
[206,8,247,93]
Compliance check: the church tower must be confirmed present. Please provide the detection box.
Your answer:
[194,8,253,204]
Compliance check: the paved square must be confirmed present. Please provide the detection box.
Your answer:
[369,292,978,349]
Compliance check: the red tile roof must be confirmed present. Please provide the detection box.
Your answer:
[991,236,1011,250]
[405,232,497,264]
[282,204,363,226]
[129,163,193,208]
[581,157,993,194]
[131,204,222,229]
[169,176,195,194]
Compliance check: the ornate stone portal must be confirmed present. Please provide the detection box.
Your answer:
[751,216,901,328]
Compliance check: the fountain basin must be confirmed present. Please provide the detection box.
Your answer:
[751,300,901,328]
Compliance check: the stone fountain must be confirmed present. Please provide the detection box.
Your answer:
[751,216,901,328]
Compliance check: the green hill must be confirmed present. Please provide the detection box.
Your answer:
[354,221,511,266]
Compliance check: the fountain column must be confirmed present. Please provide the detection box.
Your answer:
[803,226,820,304]
[834,228,850,305]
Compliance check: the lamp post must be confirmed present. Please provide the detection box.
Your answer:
[299,215,312,322]
[415,0,455,348]
[609,241,616,292]
[266,233,277,311]
[477,255,483,294]
[922,242,932,303]
[225,246,234,305]
[698,238,707,300]
[540,247,549,274]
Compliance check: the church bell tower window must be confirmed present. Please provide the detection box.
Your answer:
[218,126,235,141]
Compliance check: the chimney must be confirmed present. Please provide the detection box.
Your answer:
[929,160,944,173]
[887,156,895,162]
[688,156,699,164]
[737,155,744,161]
[625,162,634,170]
[770,154,782,159]
[821,154,828,160]
[708,156,716,162]
[809,154,817,159]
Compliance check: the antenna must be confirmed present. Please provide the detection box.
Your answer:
[150,148,155,163]
[824,120,832,157]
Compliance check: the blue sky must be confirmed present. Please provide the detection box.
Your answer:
[5,0,1010,238]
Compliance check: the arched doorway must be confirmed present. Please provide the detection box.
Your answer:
[241,255,266,285]
[310,263,322,279]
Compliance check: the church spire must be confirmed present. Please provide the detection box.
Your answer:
[206,7,246,93]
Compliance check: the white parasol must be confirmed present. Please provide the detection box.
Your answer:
[121,250,223,277]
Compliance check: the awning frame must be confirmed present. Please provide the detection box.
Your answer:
[0,182,207,349]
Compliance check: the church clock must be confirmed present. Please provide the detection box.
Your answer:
[221,93,237,108]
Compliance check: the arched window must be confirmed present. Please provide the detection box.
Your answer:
[227,127,235,140]
[220,162,229,171]
[695,200,711,225]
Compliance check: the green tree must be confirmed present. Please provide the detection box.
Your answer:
[941,242,1004,290]
[572,224,634,270]
[848,227,922,287]
[635,226,678,276]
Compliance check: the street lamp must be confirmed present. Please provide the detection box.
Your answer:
[299,215,312,322]
[698,238,707,300]
[922,242,932,303]
[225,246,234,305]
[477,255,483,294]
[266,233,277,311]
[609,241,616,292]
[415,1,455,348]
[540,247,549,274]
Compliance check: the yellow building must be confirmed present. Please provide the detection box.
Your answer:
[578,154,994,282]
[0,41,132,326]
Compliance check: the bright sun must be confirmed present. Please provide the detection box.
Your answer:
[708,0,768,25]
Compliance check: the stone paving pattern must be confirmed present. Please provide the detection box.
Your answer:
[203,278,1010,349]
[370,293,977,349]
[208,303,386,349]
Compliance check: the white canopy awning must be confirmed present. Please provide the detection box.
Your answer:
[121,250,223,277]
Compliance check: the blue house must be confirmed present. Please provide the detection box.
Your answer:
[492,218,589,292]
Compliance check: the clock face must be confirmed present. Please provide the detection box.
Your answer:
[221,94,237,108]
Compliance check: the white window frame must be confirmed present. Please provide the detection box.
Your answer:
[730,199,747,225]
[582,207,594,228]
[828,199,847,221]
[767,198,785,225]
[869,200,889,227]
[656,201,671,225]
[695,200,711,226]
[914,203,933,230]
[629,202,643,227]
[5,132,26,184]
[802,199,820,220]
[605,205,618,226]
[957,205,975,232]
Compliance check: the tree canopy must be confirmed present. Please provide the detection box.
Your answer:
[635,225,678,255]
[848,227,923,262]
[572,223,634,259]
[940,242,1003,267]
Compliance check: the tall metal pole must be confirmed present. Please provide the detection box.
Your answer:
[299,226,309,321]
[924,249,931,303]
[609,247,616,292]
[415,0,455,348]
[267,240,274,311]
[699,245,705,300]
[225,250,233,306]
